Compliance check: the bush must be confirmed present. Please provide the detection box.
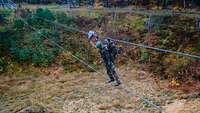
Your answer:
[0,9,61,67]
[55,11,77,32]
[14,19,25,32]
[56,12,74,25]
[27,8,55,27]
[35,8,55,21]
[197,38,200,51]
[0,25,15,56]
[140,49,150,62]
[0,57,7,74]
[0,9,12,25]
[4,8,62,67]
[10,29,61,67]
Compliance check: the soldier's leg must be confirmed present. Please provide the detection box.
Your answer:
[69,0,72,8]
[110,63,121,85]
[106,63,115,83]
[107,69,115,82]
[72,0,76,7]
[112,69,121,84]
[76,0,80,7]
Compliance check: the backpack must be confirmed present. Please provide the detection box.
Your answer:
[104,39,120,62]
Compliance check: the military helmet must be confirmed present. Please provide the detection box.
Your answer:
[96,41,102,49]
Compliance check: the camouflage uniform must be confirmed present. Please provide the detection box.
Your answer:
[99,39,121,86]
[87,31,121,86]
[66,0,79,8]
[88,0,94,7]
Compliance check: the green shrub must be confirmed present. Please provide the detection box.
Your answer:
[10,29,60,67]
[4,9,61,67]
[140,49,150,62]
[164,57,192,80]
[0,25,16,56]
[55,11,78,33]
[27,8,55,27]
[56,12,74,25]
[0,9,12,25]
[0,57,7,74]
[197,38,200,51]
[125,16,145,32]
[35,8,55,21]
[14,19,25,32]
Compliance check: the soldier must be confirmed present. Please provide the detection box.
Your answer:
[197,20,200,31]
[66,0,79,8]
[88,0,94,7]
[102,0,110,8]
[87,31,121,86]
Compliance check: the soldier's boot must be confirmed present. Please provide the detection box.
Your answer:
[113,78,121,86]
[106,68,115,83]
[107,74,115,83]
[112,71,121,86]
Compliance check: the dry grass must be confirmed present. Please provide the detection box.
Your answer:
[0,66,200,113]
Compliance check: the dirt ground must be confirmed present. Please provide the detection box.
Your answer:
[0,66,200,113]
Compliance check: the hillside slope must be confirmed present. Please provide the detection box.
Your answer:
[0,66,199,113]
